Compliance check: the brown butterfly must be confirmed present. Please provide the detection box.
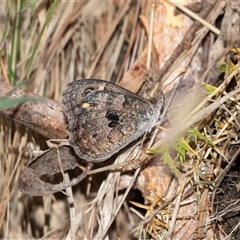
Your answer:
[62,79,164,162]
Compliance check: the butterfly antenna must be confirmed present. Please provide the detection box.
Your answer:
[161,71,186,91]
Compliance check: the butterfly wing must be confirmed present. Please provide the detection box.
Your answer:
[62,79,161,162]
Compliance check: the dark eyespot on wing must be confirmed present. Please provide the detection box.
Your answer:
[105,111,119,121]
[105,111,119,128]
[105,111,120,128]
[108,122,117,128]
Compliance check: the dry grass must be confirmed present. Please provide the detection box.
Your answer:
[1,1,240,239]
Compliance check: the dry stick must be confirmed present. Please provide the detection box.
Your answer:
[196,159,215,239]
[0,135,23,229]
[101,177,117,238]
[99,166,142,240]
[87,2,131,78]
[65,173,76,240]
[83,150,134,238]
[43,195,52,236]
[116,7,141,84]
[165,165,199,238]
[5,192,9,240]
[2,134,27,234]
[0,58,9,82]
[146,2,155,70]
[87,159,131,175]
[52,146,77,239]
[7,133,28,194]
[166,177,191,239]
[169,1,220,35]
[155,1,218,86]
[94,119,153,237]
[94,144,142,239]
[216,110,238,138]
[85,203,96,239]
[43,1,85,68]
[106,14,129,81]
